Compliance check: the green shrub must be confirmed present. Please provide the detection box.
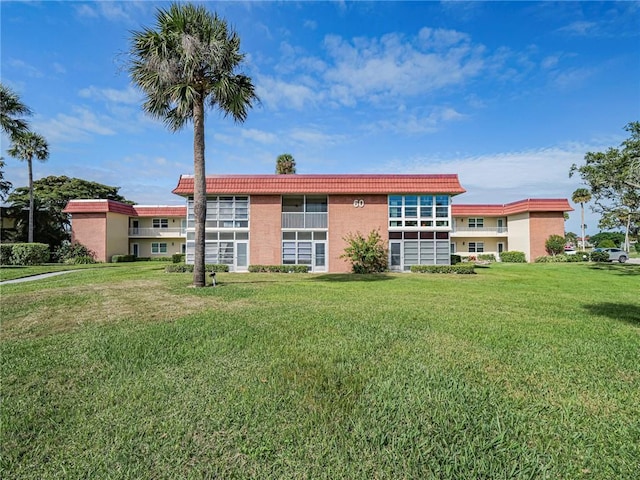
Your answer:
[165,263,229,273]
[545,234,566,256]
[248,265,310,273]
[635,243,640,253]
[0,244,13,265]
[597,239,616,249]
[590,251,610,262]
[111,254,136,263]
[54,241,96,263]
[8,243,50,265]
[340,229,388,273]
[136,257,151,261]
[450,254,462,265]
[477,254,496,262]
[148,256,173,262]
[172,253,185,263]
[64,255,96,265]
[534,254,587,263]
[410,264,476,274]
[500,251,526,263]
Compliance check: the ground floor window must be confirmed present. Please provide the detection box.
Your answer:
[469,242,484,253]
[185,231,249,270]
[151,242,167,254]
[389,231,450,270]
[282,231,327,271]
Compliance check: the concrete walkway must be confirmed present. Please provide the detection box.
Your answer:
[0,270,80,285]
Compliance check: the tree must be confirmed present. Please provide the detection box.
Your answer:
[589,231,625,248]
[129,3,257,287]
[570,122,640,252]
[571,188,591,251]
[0,83,31,140]
[545,234,566,256]
[276,153,296,174]
[7,131,49,243]
[340,230,388,273]
[564,231,578,247]
[6,176,133,250]
[0,158,12,201]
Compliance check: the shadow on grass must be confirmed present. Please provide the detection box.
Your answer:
[311,273,397,282]
[588,263,640,275]
[584,303,640,326]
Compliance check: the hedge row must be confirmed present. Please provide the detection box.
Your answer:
[410,264,476,274]
[248,265,310,273]
[0,243,50,265]
[499,251,526,263]
[535,254,589,263]
[165,263,230,273]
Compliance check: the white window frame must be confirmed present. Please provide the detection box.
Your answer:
[153,218,169,229]
[151,242,168,254]
[468,242,484,253]
[468,218,484,228]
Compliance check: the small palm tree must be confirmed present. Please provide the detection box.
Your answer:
[572,188,591,251]
[0,83,32,140]
[129,3,257,287]
[7,132,49,243]
[276,153,296,174]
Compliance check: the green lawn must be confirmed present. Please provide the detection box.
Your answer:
[1,263,639,479]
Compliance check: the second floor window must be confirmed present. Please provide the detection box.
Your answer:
[153,218,168,229]
[468,218,484,228]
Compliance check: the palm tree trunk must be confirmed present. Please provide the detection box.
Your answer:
[28,157,34,243]
[580,202,585,251]
[193,93,206,287]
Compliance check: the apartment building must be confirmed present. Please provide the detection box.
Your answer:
[64,174,572,271]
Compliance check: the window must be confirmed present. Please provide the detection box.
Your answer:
[282,231,326,266]
[469,242,484,253]
[151,242,167,254]
[388,195,450,228]
[282,195,328,229]
[468,218,484,228]
[153,218,168,229]
[188,196,250,229]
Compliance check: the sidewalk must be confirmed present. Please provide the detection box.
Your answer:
[0,270,79,285]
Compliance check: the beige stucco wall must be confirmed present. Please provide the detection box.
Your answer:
[105,212,130,262]
[506,212,531,260]
[328,194,388,273]
[130,238,185,258]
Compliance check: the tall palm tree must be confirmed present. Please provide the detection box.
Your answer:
[572,188,591,251]
[0,83,32,140]
[276,153,296,174]
[7,132,49,243]
[129,3,257,287]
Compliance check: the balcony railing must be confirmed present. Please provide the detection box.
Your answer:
[129,227,186,237]
[451,227,508,235]
[282,212,328,229]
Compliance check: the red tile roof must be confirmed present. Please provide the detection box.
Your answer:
[172,174,466,196]
[453,198,573,216]
[63,199,186,217]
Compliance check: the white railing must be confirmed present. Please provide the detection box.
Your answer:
[451,227,508,235]
[129,227,186,237]
[282,213,327,229]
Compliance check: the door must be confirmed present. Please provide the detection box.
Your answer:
[131,220,139,235]
[314,242,327,272]
[497,218,505,233]
[236,242,248,272]
[497,242,504,254]
[390,242,402,271]
[131,243,139,257]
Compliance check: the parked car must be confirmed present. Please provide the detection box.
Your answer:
[594,248,629,263]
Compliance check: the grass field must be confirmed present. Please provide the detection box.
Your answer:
[1,262,639,479]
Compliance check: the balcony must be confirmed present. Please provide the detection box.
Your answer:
[282,212,328,229]
[451,227,508,237]
[128,227,185,238]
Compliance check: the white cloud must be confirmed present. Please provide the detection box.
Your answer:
[78,86,141,105]
[558,21,597,36]
[255,75,320,110]
[8,59,43,78]
[32,107,116,144]
[373,106,467,134]
[241,129,278,144]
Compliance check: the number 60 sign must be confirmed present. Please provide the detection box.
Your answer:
[352,199,365,208]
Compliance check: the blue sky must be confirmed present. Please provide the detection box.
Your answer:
[1,1,639,235]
